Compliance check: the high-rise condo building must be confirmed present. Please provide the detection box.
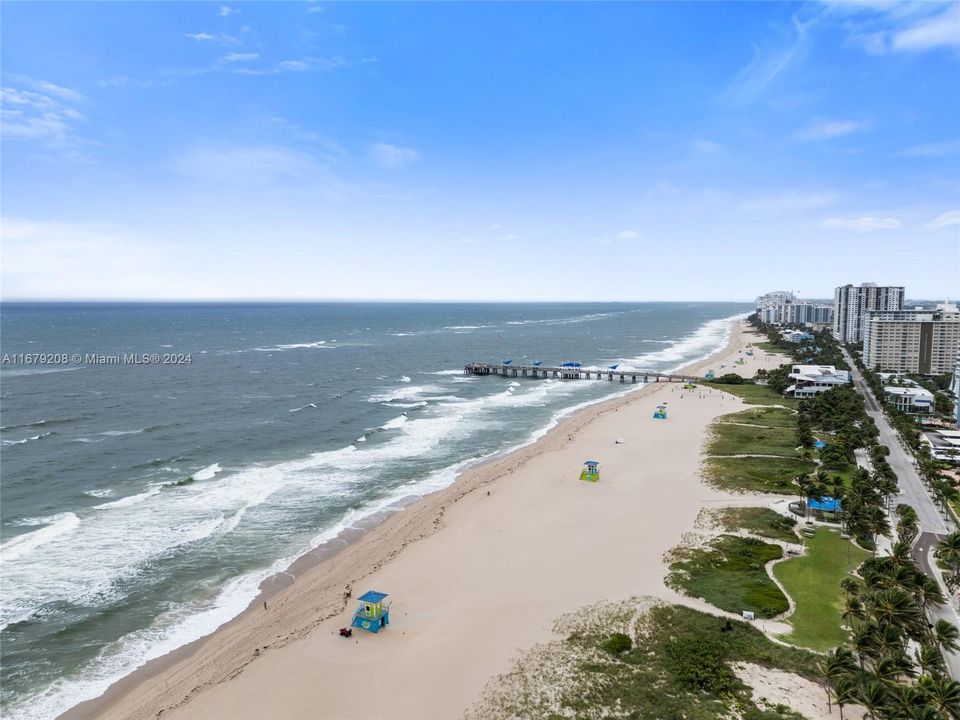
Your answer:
[862,305,960,374]
[833,283,904,344]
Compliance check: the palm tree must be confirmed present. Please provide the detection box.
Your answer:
[917,675,960,718]
[858,677,891,720]
[915,644,947,678]
[835,676,857,720]
[932,618,960,655]
[869,588,924,642]
[914,574,945,614]
[937,531,960,590]
[852,623,878,671]
[821,648,857,712]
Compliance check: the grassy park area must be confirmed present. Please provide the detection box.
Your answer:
[772,529,871,651]
[706,422,800,458]
[705,456,816,494]
[704,381,799,408]
[667,535,789,618]
[715,406,797,428]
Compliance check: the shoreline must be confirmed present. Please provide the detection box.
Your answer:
[62,313,765,720]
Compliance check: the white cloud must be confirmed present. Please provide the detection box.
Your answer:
[693,138,723,153]
[592,230,643,245]
[366,143,419,169]
[896,141,960,157]
[184,32,215,42]
[891,4,960,51]
[0,81,88,157]
[219,5,237,16]
[795,118,868,141]
[276,60,308,72]
[170,144,329,186]
[737,191,839,214]
[615,230,642,241]
[923,210,960,231]
[0,218,186,300]
[722,16,811,104]
[222,52,259,63]
[822,1,960,54]
[823,216,902,231]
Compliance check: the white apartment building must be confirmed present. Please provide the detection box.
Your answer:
[833,283,904,344]
[862,307,960,375]
[883,385,936,414]
[784,364,852,398]
[754,291,832,327]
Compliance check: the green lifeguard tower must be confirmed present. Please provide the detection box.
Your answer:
[704,370,715,381]
[580,460,600,482]
[653,403,668,420]
[351,590,391,633]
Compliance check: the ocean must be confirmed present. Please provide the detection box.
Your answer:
[0,301,750,719]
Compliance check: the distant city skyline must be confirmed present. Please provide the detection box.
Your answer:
[2,1,958,301]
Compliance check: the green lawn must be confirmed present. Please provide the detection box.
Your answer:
[716,406,797,428]
[706,422,800,458]
[667,535,789,618]
[704,382,798,408]
[752,341,784,353]
[709,507,799,543]
[772,529,871,651]
[705,456,817,494]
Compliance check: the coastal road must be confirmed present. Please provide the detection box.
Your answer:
[913,532,960,679]
[842,349,949,535]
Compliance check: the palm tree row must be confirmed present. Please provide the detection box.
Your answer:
[823,542,960,719]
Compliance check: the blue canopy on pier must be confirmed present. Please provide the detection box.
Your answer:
[608,364,619,370]
[561,362,582,368]
[502,359,512,365]
[358,590,389,604]
[532,360,542,366]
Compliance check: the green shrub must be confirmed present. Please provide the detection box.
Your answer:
[600,632,632,655]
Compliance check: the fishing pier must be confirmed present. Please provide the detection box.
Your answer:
[463,362,702,384]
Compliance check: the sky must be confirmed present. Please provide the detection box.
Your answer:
[1,1,958,302]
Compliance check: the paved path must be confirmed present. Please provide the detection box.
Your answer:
[843,349,949,535]
[914,532,960,679]
[843,349,959,677]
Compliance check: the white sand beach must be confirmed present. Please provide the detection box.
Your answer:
[68,320,829,720]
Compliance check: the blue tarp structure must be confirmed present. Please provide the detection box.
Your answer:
[814,440,826,449]
[357,590,389,604]
[807,496,841,512]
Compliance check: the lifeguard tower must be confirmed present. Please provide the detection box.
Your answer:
[580,460,600,482]
[704,370,715,381]
[351,590,390,633]
[653,403,668,420]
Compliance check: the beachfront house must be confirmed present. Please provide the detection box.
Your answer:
[883,385,935,414]
[782,330,815,344]
[784,364,852,398]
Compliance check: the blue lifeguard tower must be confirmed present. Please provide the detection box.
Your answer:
[704,370,715,381]
[580,460,600,482]
[653,403,668,420]
[351,590,390,633]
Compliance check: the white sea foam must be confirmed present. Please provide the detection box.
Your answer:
[253,340,331,352]
[84,488,115,499]
[380,414,408,430]
[1,513,81,563]
[290,403,318,413]
[193,463,223,481]
[100,429,145,437]
[617,313,743,371]
[423,369,463,375]
[399,375,411,383]
[93,486,162,510]
[2,431,54,446]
